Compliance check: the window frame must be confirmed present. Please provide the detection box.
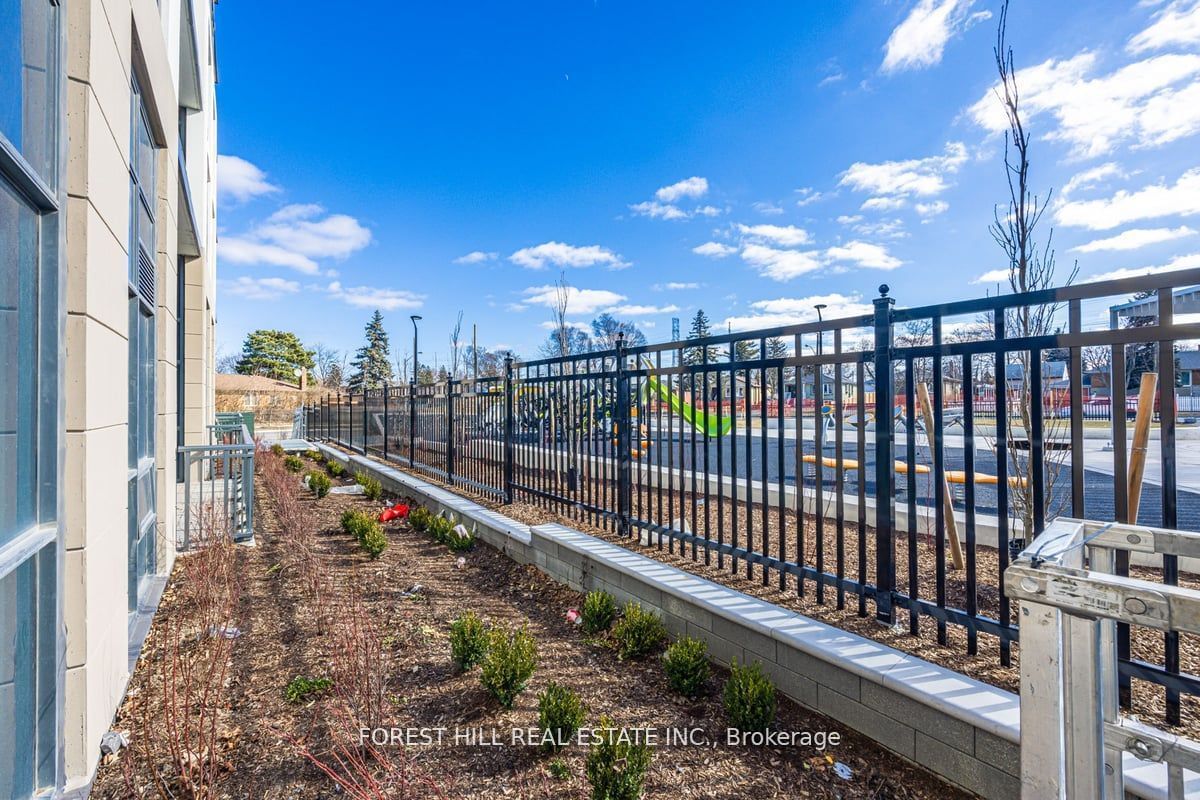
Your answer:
[0,0,65,797]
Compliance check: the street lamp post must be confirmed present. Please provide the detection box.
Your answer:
[410,315,423,383]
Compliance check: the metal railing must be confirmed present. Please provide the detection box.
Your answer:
[1006,518,1200,798]
[177,418,255,549]
[306,269,1200,724]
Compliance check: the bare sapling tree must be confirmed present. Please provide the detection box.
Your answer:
[449,311,464,379]
[987,0,1078,539]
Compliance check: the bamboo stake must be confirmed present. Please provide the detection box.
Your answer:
[1126,372,1158,523]
[917,382,965,571]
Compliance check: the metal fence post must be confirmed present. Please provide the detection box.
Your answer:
[361,390,368,454]
[614,333,633,538]
[503,356,515,503]
[873,284,897,625]
[446,380,456,483]
[409,380,417,466]
[383,384,389,462]
[336,391,342,445]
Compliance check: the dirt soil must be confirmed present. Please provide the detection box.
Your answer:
[91,457,974,799]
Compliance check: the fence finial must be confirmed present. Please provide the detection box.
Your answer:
[879,284,890,298]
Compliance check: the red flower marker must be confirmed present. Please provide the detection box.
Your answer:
[392,503,410,518]
[379,508,398,523]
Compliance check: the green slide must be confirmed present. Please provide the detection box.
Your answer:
[644,374,734,437]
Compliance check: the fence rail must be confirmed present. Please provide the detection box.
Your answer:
[306,270,1200,725]
[177,416,255,549]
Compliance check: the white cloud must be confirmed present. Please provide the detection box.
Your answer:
[1128,0,1200,54]
[740,244,825,281]
[655,281,702,290]
[655,176,709,202]
[216,155,280,203]
[1071,226,1196,253]
[915,200,949,218]
[1061,162,1128,197]
[753,201,785,216]
[724,293,873,332]
[254,204,373,259]
[629,200,691,220]
[881,0,991,74]
[736,223,813,247]
[454,250,499,264]
[220,276,300,300]
[217,237,320,274]
[1055,168,1200,230]
[604,304,681,316]
[825,241,903,270]
[862,196,907,211]
[839,142,967,209]
[972,268,1011,284]
[630,177,720,221]
[795,187,824,207]
[1081,252,1200,283]
[325,281,424,311]
[968,51,1200,158]
[693,241,737,258]
[509,241,629,270]
[518,285,627,315]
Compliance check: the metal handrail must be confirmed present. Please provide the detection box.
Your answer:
[178,422,255,549]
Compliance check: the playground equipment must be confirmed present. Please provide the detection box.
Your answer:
[643,371,734,438]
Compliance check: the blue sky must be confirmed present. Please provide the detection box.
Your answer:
[214,0,1200,369]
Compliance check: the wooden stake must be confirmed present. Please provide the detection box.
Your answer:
[917,383,965,571]
[1126,372,1158,523]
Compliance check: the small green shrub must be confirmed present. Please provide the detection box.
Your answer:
[537,681,586,752]
[355,472,383,501]
[327,460,345,477]
[723,659,776,733]
[283,454,304,473]
[427,515,452,543]
[307,471,332,498]
[284,675,332,703]
[547,758,571,780]
[341,509,377,542]
[446,525,475,552]
[611,602,665,660]
[450,611,488,670]
[270,443,285,457]
[361,524,388,559]
[585,715,652,800]
[305,449,323,462]
[480,625,538,708]
[581,590,616,635]
[662,636,710,698]
[408,505,432,532]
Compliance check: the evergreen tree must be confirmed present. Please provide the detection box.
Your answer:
[682,310,721,366]
[234,329,315,382]
[734,338,760,362]
[348,310,395,391]
[765,337,789,360]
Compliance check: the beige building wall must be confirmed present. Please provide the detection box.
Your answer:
[60,0,216,790]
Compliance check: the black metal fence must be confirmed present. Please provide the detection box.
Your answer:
[307,269,1200,725]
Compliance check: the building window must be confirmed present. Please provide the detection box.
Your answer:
[0,1,61,797]
[128,74,158,612]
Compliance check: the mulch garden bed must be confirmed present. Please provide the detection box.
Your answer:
[91,450,972,799]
